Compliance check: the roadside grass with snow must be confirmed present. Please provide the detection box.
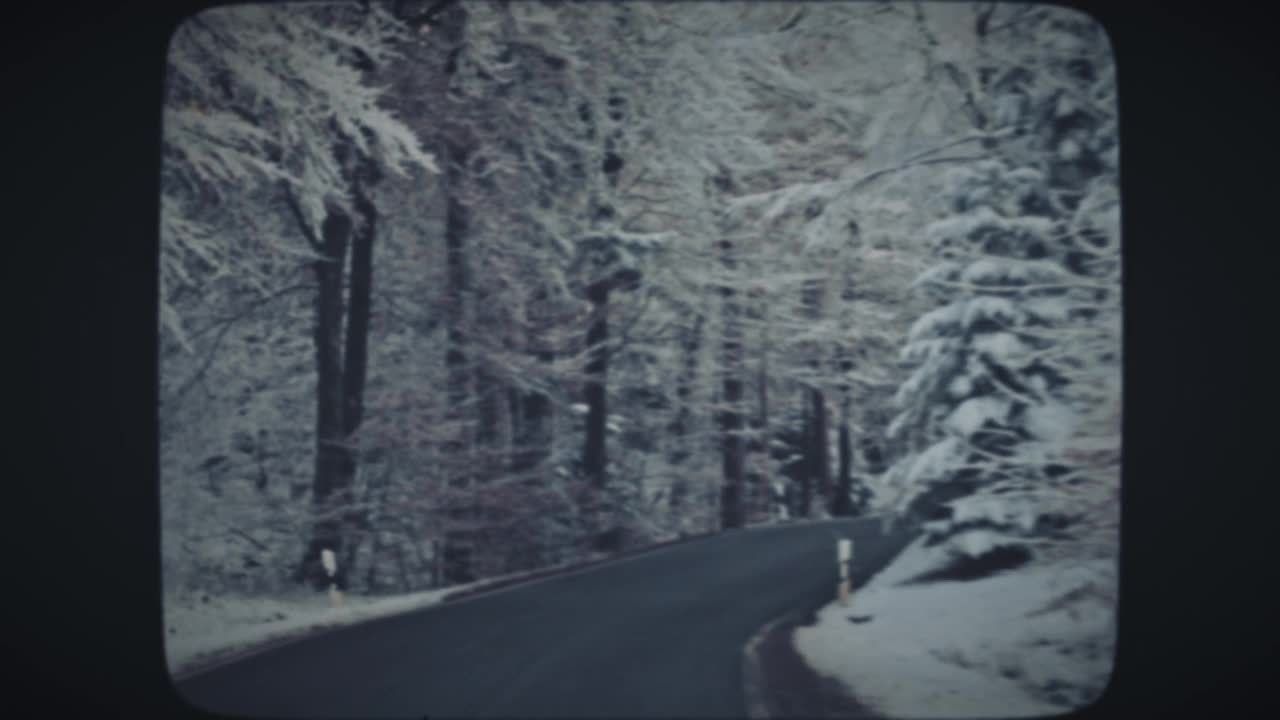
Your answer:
[794,532,1116,718]
[164,559,609,678]
[165,584,476,677]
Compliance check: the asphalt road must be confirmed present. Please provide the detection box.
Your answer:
[174,517,915,719]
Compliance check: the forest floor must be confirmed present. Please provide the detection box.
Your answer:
[790,534,1116,718]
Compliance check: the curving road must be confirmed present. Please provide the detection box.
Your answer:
[174,517,914,718]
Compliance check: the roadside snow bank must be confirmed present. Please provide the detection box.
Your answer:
[163,558,597,678]
[794,536,1116,717]
[164,585,467,677]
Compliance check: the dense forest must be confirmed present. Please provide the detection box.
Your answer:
[159,0,1119,599]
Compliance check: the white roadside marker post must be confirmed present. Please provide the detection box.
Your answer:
[321,548,344,608]
[837,539,853,606]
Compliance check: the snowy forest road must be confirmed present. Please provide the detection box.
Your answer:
[174,517,914,718]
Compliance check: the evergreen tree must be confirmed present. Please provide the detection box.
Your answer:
[883,5,1119,559]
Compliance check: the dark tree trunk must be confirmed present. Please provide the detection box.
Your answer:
[668,316,702,470]
[442,136,475,585]
[343,180,376,437]
[515,390,550,473]
[514,290,553,475]
[297,205,353,590]
[833,395,854,516]
[582,281,609,488]
[751,301,770,523]
[336,164,379,586]
[474,369,502,447]
[862,435,886,474]
[426,0,476,586]
[444,142,470,396]
[719,376,745,529]
[474,364,506,575]
[795,271,827,520]
[719,238,745,530]
[758,346,769,445]
[797,391,812,518]
[472,265,505,461]
[581,83,628,495]
[811,388,831,511]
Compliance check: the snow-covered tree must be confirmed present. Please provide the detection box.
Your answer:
[160,1,439,592]
[881,4,1119,564]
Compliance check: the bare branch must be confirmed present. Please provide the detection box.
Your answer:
[280,180,323,252]
[186,283,314,342]
[901,128,1015,165]
[848,154,990,192]
[222,523,272,553]
[168,314,241,407]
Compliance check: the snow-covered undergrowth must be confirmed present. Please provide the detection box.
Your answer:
[794,533,1116,718]
[164,586,466,677]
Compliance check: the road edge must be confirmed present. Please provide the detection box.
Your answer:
[742,611,797,719]
[167,538,706,683]
[438,528,719,603]
[745,606,885,719]
[171,517,881,684]
[170,525,747,682]
[742,516,911,719]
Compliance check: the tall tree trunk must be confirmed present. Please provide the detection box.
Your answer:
[473,360,506,575]
[297,206,353,590]
[507,387,524,471]
[582,281,609,488]
[474,359,503,447]
[833,393,854,516]
[667,315,701,514]
[797,395,812,518]
[441,136,475,585]
[336,163,379,588]
[798,272,827,518]
[518,390,551,469]
[668,316,701,466]
[810,388,831,513]
[581,82,628,497]
[719,376,744,529]
[514,288,553,476]
[430,0,476,586]
[719,238,745,530]
[755,300,770,523]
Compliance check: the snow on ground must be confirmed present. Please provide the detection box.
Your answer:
[164,563,588,677]
[794,535,1116,718]
[166,585,467,677]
